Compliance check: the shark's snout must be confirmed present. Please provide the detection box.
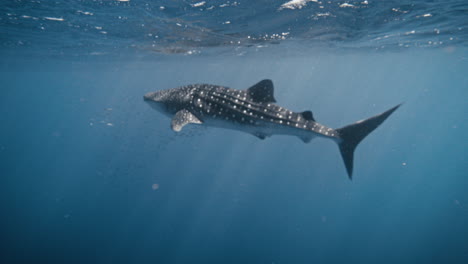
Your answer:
[143,92,155,101]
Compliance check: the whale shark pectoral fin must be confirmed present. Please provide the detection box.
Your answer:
[247,79,276,103]
[171,109,203,132]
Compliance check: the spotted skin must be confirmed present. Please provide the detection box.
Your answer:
[182,84,339,140]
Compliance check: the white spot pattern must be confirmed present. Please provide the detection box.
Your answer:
[187,85,338,138]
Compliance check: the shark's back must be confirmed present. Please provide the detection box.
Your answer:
[188,83,327,134]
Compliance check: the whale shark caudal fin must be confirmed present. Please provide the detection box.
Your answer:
[336,104,401,180]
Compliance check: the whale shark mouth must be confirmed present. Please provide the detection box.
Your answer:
[143,92,156,101]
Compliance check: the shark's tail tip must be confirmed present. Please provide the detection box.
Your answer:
[336,104,401,179]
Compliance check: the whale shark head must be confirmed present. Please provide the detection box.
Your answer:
[144,86,193,116]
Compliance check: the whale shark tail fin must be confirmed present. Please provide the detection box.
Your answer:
[336,104,401,180]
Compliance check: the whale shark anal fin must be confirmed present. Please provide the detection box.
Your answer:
[171,109,203,132]
[252,132,269,140]
[298,135,315,143]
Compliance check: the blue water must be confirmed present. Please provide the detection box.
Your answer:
[1,1,468,263]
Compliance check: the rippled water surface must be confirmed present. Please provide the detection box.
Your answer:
[1,0,467,57]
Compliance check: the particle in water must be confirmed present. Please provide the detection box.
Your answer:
[321,216,327,223]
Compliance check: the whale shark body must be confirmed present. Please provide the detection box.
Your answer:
[144,79,400,179]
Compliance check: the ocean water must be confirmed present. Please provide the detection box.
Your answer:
[1,1,468,263]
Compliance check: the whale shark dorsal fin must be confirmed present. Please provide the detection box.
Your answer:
[171,109,203,132]
[247,79,276,103]
[300,111,315,121]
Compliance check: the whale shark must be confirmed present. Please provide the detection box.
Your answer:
[144,79,400,179]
